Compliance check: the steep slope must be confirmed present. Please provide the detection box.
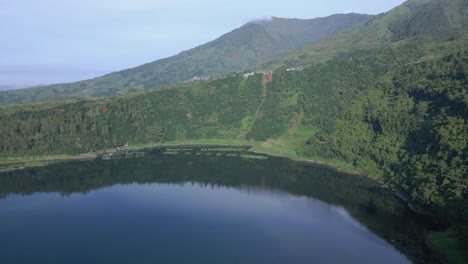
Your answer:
[263,0,468,68]
[0,13,372,105]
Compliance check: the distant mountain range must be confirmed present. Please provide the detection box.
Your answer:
[0,13,372,105]
[0,85,13,92]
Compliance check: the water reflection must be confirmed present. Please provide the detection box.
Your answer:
[0,153,430,263]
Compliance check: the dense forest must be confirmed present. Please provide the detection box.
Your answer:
[1,38,466,226]
[0,0,467,259]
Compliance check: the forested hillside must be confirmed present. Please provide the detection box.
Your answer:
[0,14,371,105]
[0,0,467,257]
[1,36,466,210]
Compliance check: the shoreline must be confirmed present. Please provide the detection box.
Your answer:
[0,142,452,263]
[0,142,417,216]
[0,154,97,165]
[141,142,378,181]
[243,147,386,185]
[0,142,378,182]
[0,142,395,219]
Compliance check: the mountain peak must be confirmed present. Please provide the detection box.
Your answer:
[263,0,468,68]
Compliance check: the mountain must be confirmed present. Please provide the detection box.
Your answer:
[0,0,467,260]
[263,0,468,68]
[0,13,372,105]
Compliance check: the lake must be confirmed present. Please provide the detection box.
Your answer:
[0,150,432,263]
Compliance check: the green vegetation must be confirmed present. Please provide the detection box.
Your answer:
[262,0,468,69]
[0,14,371,105]
[0,0,466,258]
[429,230,468,264]
[1,39,465,207]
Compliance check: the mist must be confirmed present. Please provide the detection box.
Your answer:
[0,65,109,89]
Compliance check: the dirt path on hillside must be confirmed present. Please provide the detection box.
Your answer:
[252,74,271,126]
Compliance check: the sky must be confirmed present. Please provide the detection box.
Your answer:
[0,0,406,88]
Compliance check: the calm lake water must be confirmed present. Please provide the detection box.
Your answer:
[0,151,431,263]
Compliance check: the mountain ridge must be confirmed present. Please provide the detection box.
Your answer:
[262,0,468,68]
[0,13,372,105]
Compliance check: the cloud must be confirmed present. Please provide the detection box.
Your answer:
[248,16,274,23]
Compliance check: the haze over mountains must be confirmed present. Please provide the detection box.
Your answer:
[0,13,372,105]
[0,85,13,92]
